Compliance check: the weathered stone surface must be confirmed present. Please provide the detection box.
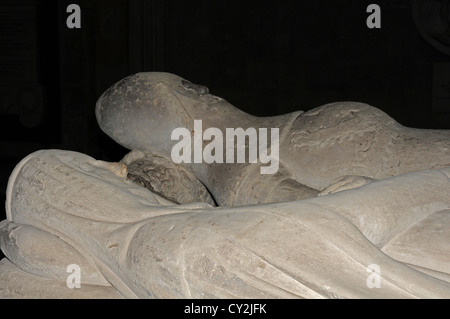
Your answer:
[1,73,449,298]
[0,149,449,298]
[122,150,216,206]
[96,73,450,205]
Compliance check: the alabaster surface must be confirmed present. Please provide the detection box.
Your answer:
[1,73,449,298]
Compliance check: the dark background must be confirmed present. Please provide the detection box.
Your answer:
[1,0,450,260]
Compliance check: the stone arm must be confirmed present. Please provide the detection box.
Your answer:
[264,175,374,201]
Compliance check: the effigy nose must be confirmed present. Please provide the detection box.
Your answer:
[181,79,209,96]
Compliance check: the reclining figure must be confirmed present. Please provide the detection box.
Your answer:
[0,73,449,298]
[96,72,450,205]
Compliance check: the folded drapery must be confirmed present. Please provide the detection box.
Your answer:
[1,149,449,298]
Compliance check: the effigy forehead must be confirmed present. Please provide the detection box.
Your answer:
[96,72,190,132]
[97,72,213,114]
[101,72,184,101]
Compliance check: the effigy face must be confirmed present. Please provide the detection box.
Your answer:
[0,73,449,299]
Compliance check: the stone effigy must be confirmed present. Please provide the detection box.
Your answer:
[0,72,449,298]
[96,73,450,206]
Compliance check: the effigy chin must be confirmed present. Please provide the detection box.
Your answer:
[0,72,449,298]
